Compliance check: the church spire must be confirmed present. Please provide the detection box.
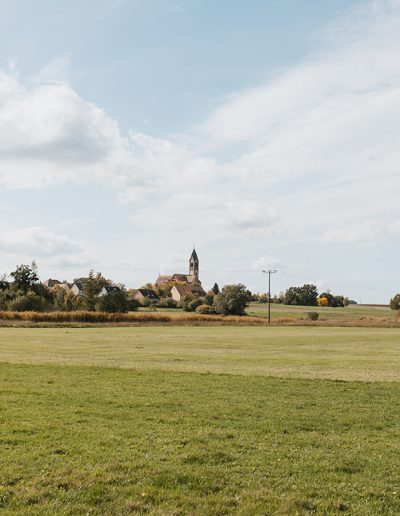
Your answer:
[189,248,199,280]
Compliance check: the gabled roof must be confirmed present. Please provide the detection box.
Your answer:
[172,284,205,296]
[102,285,121,294]
[137,288,159,299]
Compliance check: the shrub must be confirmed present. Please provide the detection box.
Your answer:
[306,311,319,321]
[196,304,216,315]
[182,294,194,312]
[156,298,177,309]
[97,290,128,313]
[8,293,50,312]
[140,297,158,308]
[189,297,204,312]
[127,298,140,311]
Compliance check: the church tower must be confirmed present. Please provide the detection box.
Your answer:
[189,248,199,281]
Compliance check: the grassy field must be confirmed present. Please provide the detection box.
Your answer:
[1,326,400,514]
[1,326,400,381]
[246,303,393,321]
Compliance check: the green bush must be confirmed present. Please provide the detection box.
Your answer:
[8,293,51,312]
[97,290,128,313]
[156,298,177,309]
[126,298,140,311]
[306,311,319,321]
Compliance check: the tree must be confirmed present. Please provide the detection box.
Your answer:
[205,290,216,306]
[10,263,39,294]
[53,285,67,310]
[213,284,251,316]
[212,283,220,295]
[0,275,10,292]
[317,296,329,307]
[83,270,97,311]
[390,294,400,311]
[318,292,345,307]
[8,292,50,312]
[284,284,318,306]
[97,289,128,313]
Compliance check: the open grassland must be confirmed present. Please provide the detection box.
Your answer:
[1,326,400,514]
[247,303,393,321]
[1,326,400,381]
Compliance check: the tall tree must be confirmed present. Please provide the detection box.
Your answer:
[212,283,220,295]
[10,262,39,294]
[83,270,97,311]
[214,284,251,316]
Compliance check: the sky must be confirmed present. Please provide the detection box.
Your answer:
[0,0,399,302]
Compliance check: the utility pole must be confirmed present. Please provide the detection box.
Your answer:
[262,269,278,324]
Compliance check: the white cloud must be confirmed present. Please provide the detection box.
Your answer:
[0,227,91,262]
[0,0,399,257]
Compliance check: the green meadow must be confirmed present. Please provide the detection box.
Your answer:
[1,326,400,514]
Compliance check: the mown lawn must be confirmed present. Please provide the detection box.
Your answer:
[1,326,400,514]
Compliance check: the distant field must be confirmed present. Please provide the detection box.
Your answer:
[139,302,396,325]
[247,302,393,321]
[1,326,400,514]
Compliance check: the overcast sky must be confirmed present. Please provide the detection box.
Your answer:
[0,0,399,302]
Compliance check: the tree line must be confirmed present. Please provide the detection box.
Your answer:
[0,263,133,313]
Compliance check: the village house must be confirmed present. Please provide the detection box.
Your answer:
[133,288,159,303]
[71,281,85,296]
[42,279,72,292]
[171,284,206,302]
[98,285,122,297]
[42,279,61,289]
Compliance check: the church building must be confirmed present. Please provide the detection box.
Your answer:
[155,249,206,300]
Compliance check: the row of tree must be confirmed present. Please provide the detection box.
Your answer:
[0,264,134,313]
[251,284,351,307]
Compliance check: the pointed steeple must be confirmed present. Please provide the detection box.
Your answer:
[189,248,199,280]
